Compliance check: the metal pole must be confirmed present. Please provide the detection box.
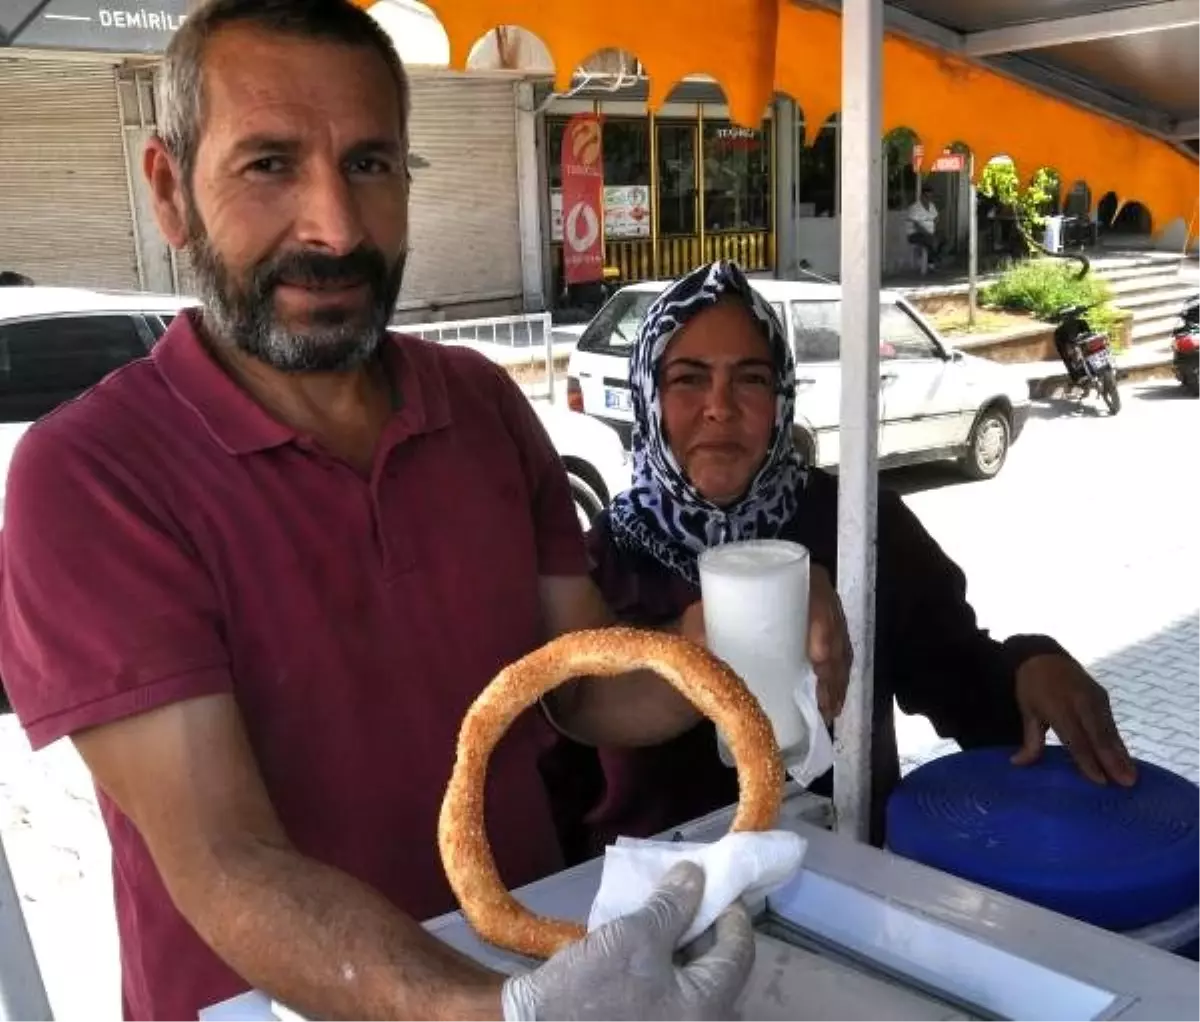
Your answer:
[649,110,661,279]
[768,112,777,271]
[773,97,797,278]
[541,311,555,403]
[833,0,883,844]
[0,835,52,1020]
[880,143,889,274]
[696,103,706,264]
[968,153,979,328]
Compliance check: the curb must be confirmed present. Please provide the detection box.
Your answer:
[1027,357,1175,399]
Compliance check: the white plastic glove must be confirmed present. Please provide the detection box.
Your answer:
[500,861,755,1021]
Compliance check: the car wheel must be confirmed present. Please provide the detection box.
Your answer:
[791,424,816,465]
[568,473,606,530]
[960,407,1010,480]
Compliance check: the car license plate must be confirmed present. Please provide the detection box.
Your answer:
[1087,351,1110,371]
[605,388,632,412]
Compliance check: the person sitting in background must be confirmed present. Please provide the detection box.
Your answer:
[544,260,1135,858]
[906,187,942,268]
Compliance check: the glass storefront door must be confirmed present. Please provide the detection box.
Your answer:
[701,120,772,271]
[656,120,702,277]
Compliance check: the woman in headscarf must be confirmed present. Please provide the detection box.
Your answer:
[543,260,1134,857]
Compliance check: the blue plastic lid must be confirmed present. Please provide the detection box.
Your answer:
[886,747,1200,931]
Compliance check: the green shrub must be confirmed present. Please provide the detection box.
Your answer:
[981,259,1124,343]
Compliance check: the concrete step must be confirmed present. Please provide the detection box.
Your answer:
[1089,252,1180,269]
[1123,300,1192,329]
[1131,315,1180,343]
[1092,248,1185,263]
[1096,262,1185,286]
[1108,285,1195,309]
[1104,273,1190,297]
[1127,336,1174,357]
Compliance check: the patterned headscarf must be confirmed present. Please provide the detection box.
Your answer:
[607,260,808,584]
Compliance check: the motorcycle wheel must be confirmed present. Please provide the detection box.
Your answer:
[1099,367,1122,415]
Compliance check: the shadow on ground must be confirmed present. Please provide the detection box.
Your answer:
[1028,396,1110,421]
[1128,381,1194,404]
[883,464,980,496]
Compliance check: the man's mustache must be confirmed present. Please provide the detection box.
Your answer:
[255,246,391,293]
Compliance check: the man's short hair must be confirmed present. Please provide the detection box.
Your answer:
[157,0,410,183]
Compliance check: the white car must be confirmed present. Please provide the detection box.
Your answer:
[566,279,1032,480]
[532,402,631,528]
[0,287,630,528]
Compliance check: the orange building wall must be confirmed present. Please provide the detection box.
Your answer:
[360,0,1198,236]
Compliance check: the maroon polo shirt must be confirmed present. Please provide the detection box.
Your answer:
[0,312,587,1020]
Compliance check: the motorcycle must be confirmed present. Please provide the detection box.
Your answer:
[1170,295,1199,397]
[1051,304,1121,415]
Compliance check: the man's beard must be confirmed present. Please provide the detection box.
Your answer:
[186,210,406,374]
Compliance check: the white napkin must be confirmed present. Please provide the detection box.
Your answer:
[587,831,806,948]
[788,666,836,787]
[717,665,835,789]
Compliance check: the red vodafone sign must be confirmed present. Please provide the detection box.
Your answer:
[561,114,605,284]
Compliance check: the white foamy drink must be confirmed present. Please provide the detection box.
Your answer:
[698,540,810,752]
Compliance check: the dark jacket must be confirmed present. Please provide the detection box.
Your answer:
[539,469,1066,859]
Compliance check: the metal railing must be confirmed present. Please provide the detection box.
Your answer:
[552,230,774,286]
[393,311,558,403]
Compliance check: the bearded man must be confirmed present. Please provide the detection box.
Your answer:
[0,1,753,1018]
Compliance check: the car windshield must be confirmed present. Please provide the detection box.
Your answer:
[576,290,660,357]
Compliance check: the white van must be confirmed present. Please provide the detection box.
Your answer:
[565,279,1031,479]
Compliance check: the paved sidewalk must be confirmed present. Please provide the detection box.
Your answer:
[1090,613,1200,783]
[896,381,1199,780]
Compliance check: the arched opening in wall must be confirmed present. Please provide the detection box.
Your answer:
[883,127,921,215]
[977,155,1029,265]
[465,25,554,73]
[882,128,924,275]
[927,140,972,266]
[1097,190,1119,228]
[366,0,450,67]
[796,112,839,219]
[1062,180,1096,249]
[788,111,840,278]
[1111,199,1152,238]
[575,47,644,81]
[1026,166,1063,252]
